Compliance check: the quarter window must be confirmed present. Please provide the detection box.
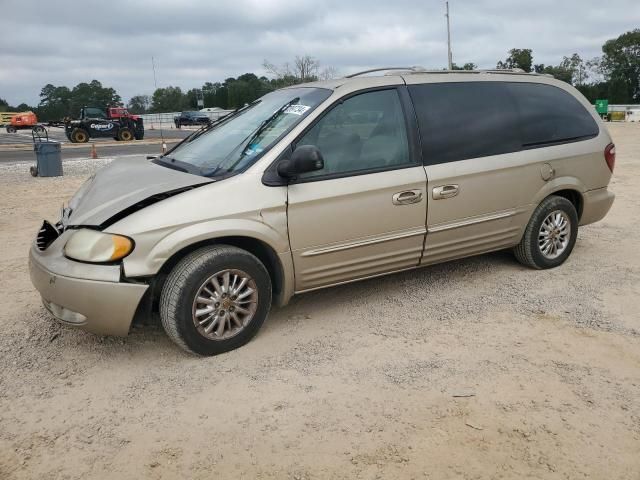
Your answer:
[297,89,411,178]
[506,82,598,147]
[409,81,599,165]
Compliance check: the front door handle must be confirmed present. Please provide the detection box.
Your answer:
[432,184,459,200]
[392,189,423,205]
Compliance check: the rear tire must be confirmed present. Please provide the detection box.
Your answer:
[6,126,17,133]
[514,195,578,269]
[117,127,134,141]
[70,128,89,143]
[160,245,272,356]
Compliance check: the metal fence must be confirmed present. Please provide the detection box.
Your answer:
[138,110,234,129]
[608,104,640,113]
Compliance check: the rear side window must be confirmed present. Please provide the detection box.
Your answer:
[506,83,598,147]
[408,82,521,165]
[409,81,599,165]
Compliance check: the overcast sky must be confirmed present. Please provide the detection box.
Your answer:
[1,0,638,106]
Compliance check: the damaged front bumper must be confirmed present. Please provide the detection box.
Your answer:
[29,229,148,336]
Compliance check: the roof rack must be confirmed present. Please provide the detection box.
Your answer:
[345,67,425,78]
[345,67,549,78]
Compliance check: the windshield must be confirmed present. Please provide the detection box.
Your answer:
[163,87,331,177]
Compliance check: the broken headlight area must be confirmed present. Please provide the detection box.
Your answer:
[36,220,61,251]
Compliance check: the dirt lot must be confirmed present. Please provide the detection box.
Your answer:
[1,123,639,479]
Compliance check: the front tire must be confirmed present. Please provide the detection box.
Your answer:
[117,127,134,141]
[70,128,89,143]
[160,245,272,356]
[514,195,578,269]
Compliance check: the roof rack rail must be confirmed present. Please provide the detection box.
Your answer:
[344,67,550,79]
[344,67,425,78]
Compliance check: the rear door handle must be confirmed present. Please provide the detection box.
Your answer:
[432,184,459,200]
[392,189,423,205]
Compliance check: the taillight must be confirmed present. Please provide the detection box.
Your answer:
[605,143,615,172]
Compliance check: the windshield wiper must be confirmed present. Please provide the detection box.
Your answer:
[152,156,204,176]
[163,100,261,157]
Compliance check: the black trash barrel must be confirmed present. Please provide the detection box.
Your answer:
[34,140,63,177]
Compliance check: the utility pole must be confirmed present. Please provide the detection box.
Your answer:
[445,1,453,70]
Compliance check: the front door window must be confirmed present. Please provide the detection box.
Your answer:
[297,89,411,178]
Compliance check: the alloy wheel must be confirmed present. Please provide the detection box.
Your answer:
[191,269,258,340]
[538,210,571,259]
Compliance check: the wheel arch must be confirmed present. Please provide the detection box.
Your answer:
[551,189,584,221]
[150,235,291,311]
[531,177,585,221]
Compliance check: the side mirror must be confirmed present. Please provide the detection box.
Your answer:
[277,145,324,179]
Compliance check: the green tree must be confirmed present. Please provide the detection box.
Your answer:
[560,53,588,85]
[497,48,533,72]
[15,103,33,111]
[37,84,72,121]
[150,86,187,112]
[576,82,609,103]
[599,29,640,103]
[185,88,200,109]
[68,80,121,114]
[35,80,121,120]
[533,63,573,84]
[127,95,151,114]
[452,62,477,70]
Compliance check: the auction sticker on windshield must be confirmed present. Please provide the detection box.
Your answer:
[284,105,310,115]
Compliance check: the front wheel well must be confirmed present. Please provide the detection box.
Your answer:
[550,189,583,221]
[151,237,284,311]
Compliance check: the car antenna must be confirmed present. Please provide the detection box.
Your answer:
[151,56,166,154]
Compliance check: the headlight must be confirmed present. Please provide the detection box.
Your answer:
[64,229,134,263]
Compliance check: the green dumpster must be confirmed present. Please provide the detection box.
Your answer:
[595,99,609,117]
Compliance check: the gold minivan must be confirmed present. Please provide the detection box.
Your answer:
[29,68,615,355]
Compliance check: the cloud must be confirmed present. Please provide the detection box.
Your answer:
[0,0,638,105]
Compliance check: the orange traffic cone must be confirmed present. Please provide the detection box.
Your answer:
[91,143,98,159]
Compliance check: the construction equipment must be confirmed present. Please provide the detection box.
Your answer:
[64,106,144,143]
[4,111,46,134]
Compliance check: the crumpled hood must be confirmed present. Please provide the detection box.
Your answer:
[67,156,212,227]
